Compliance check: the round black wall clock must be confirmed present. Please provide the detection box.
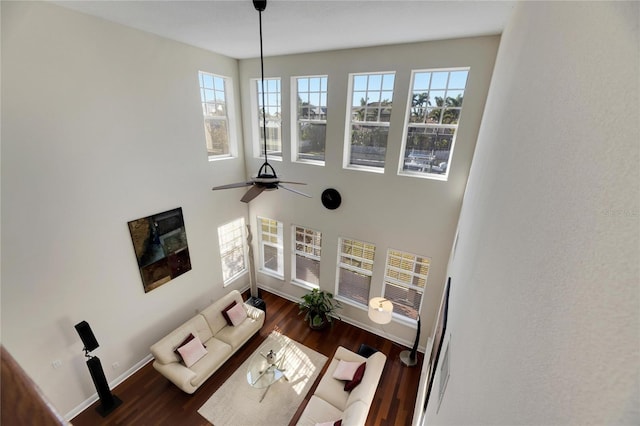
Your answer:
[321,188,342,210]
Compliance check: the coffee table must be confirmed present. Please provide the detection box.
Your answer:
[246,344,288,402]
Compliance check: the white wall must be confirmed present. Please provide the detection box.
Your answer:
[1,1,250,417]
[426,1,639,424]
[237,37,499,346]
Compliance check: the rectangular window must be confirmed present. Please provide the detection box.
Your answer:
[255,78,282,158]
[293,226,322,287]
[383,249,430,320]
[292,76,328,164]
[199,71,235,160]
[336,238,376,306]
[344,72,395,172]
[399,68,469,180]
[217,218,247,285]
[258,217,283,278]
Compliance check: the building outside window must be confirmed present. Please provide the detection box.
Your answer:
[258,217,283,278]
[399,68,469,179]
[217,218,247,285]
[344,72,395,172]
[292,76,328,164]
[199,71,235,160]
[383,249,430,320]
[255,78,282,158]
[336,238,376,306]
[293,225,322,287]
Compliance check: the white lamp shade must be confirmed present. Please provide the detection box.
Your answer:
[368,297,393,324]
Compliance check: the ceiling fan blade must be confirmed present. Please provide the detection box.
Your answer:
[241,185,266,203]
[212,181,253,190]
[278,184,312,198]
[278,180,307,185]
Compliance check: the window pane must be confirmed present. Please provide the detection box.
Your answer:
[217,218,246,284]
[297,122,326,162]
[256,78,282,158]
[346,73,395,170]
[296,255,320,286]
[400,68,469,179]
[383,249,430,320]
[350,125,388,169]
[338,268,370,306]
[199,71,233,159]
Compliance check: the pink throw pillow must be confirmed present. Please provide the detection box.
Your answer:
[226,302,246,326]
[177,335,207,367]
[344,362,366,391]
[332,360,362,381]
[221,300,237,326]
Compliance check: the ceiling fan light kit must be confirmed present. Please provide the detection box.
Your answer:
[211,0,310,203]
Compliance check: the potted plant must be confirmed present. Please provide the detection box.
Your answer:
[298,288,342,330]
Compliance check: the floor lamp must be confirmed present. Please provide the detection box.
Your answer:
[368,297,393,325]
[399,315,420,367]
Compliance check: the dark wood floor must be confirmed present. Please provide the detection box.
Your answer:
[72,290,422,426]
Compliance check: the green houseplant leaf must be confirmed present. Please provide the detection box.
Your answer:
[298,288,342,330]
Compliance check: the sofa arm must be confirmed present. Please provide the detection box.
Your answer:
[152,360,198,394]
[245,303,265,324]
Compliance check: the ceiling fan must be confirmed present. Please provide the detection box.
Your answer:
[211,0,310,203]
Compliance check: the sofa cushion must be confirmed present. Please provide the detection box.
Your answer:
[226,302,247,326]
[177,335,208,367]
[332,360,362,381]
[345,351,386,407]
[344,362,366,391]
[313,358,351,411]
[150,315,213,365]
[342,400,369,426]
[215,307,262,350]
[296,395,344,426]
[189,337,233,388]
[221,300,237,326]
[201,290,244,335]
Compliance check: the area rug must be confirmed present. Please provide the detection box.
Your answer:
[198,331,328,426]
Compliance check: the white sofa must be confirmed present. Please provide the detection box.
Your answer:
[297,346,387,426]
[149,290,264,394]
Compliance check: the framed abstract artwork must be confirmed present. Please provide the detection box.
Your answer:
[128,207,191,293]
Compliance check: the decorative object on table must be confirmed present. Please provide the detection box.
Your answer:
[321,188,342,210]
[197,331,327,426]
[74,321,122,417]
[211,0,310,203]
[298,288,342,330]
[368,297,393,324]
[424,277,451,409]
[127,207,191,293]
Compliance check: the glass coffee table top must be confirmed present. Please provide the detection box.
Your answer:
[246,345,287,389]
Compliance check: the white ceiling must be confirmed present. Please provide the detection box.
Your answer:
[53,0,516,59]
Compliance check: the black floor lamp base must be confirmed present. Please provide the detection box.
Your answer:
[95,395,123,417]
[399,350,418,367]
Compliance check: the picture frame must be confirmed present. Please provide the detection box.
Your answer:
[128,207,191,293]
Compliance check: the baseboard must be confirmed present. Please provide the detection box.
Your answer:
[64,354,153,421]
[257,284,425,352]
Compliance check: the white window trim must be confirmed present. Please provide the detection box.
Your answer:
[291,75,328,166]
[258,217,284,279]
[251,77,283,161]
[343,71,395,174]
[217,217,248,286]
[199,71,238,162]
[291,225,322,288]
[397,67,470,181]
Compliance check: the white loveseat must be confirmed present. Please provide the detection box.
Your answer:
[297,346,387,426]
[149,290,264,393]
